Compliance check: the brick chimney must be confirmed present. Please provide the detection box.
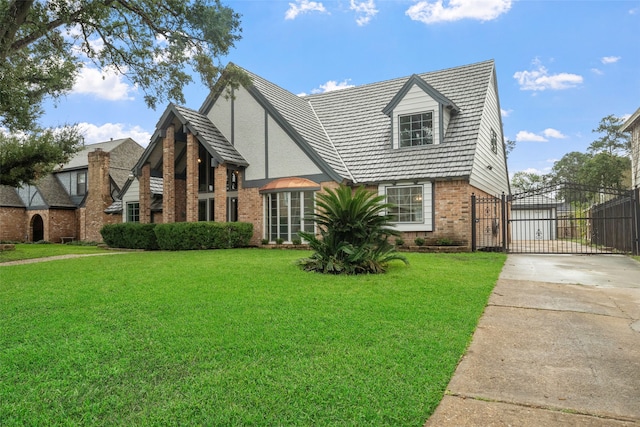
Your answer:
[85,148,113,241]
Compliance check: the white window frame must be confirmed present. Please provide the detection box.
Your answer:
[398,112,434,148]
[126,202,140,223]
[263,190,315,243]
[379,182,433,232]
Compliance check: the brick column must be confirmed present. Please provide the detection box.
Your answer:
[86,149,111,241]
[185,133,199,222]
[214,163,227,222]
[139,163,151,223]
[163,125,175,223]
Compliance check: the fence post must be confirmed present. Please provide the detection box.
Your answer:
[501,192,507,253]
[471,193,477,252]
[633,188,640,256]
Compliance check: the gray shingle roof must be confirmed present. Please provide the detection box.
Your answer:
[303,60,495,182]
[37,175,75,208]
[0,185,24,207]
[242,70,352,181]
[173,105,248,166]
[59,139,129,170]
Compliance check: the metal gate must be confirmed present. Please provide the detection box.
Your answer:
[472,184,639,255]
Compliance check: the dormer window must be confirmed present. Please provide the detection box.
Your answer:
[399,112,433,147]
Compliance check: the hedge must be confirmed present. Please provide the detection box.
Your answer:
[100,223,159,250]
[100,222,253,251]
[154,222,253,250]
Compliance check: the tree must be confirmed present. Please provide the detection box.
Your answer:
[589,114,630,156]
[297,185,408,275]
[0,127,83,187]
[511,170,548,193]
[505,139,516,159]
[548,151,590,185]
[0,0,248,186]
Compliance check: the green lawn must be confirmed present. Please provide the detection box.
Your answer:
[0,249,505,426]
[0,243,110,263]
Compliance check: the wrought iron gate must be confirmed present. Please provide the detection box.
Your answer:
[472,184,639,255]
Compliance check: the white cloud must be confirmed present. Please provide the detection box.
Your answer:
[79,122,152,146]
[72,65,135,101]
[501,108,512,117]
[601,56,621,64]
[311,79,355,94]
[542,128,566,139]
[285,0,327,20]
[351,0,378,26]
[516,128,567,142]
[513,60,583,91]
[516,131,547,142]
[406,0,512,24]
[591,68,604,75]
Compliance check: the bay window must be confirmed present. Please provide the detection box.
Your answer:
[265,191,315,242]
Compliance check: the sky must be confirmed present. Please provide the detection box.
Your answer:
[39,0,640,177]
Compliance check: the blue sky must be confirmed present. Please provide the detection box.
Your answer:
[41,0,640,177]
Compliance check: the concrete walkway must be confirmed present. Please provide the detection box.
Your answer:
[0,251,129,267]
[425,254,640,426]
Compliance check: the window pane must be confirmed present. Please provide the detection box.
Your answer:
[127,202,140,223]
[386,186,423,223]
[209,198,215,221]
[198,200,207,221]
[399,112,433,147]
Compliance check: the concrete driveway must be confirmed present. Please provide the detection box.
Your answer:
[425,254,640,426]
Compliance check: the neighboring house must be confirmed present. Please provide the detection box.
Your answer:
[621,107,640,189]
[0,138,144,242]
[117,60,510,248]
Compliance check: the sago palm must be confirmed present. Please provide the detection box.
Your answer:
[298,184,408,274]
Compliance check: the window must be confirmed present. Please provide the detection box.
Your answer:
[126,202,140,223]
[198,146,215,192]
[386,186,423,223]
[266,191,315,242]
[399,112,433,147]
[227,168,239,191]
[490,128,498,154]
[199,198,215,221]
[76,172,87,195]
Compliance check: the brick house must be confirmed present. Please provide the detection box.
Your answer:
[621,107,640,189]
[117,60,510,248]
[0,138,144,242]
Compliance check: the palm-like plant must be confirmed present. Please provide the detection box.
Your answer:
[298,184,408,274]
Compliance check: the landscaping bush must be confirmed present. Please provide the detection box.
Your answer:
[154,222,253,251]
[298,184,408,275]
[414,237,425,246]
[100,223,159,250]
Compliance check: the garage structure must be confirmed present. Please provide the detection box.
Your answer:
[472,182,639,255]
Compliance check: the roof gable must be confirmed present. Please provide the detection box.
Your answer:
[382,74,460,117]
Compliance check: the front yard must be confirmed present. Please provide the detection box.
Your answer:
[0,249,505,426]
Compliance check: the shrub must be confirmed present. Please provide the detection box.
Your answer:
[414,237,425,246]
[291,237,302,246]
[261,238,269,245]
[275,238,284,245]
[298,184,408,275]
[101,223,158,250]
[395,238,405,247]
[435,237,455,246]
[154,222,253,251]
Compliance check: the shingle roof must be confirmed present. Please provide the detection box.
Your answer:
[37,175,75,208]
[0,185,24,207]
[303,60,495,182]
[173,104,248,166]
[59,139,129,170]
[242,70,352,181]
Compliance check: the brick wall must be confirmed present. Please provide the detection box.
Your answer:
[214,164,228,222]
[139,163,151,223]
[163,125,176,223]
[185,133,199,222]
[0,207,26,241]
[48,209,78,243]
[175,178,186,223]
[238,185,262,245]
[84,148,116,242]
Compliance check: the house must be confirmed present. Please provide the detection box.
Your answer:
[0,138,144,242]
[621,107,640,189]
[117,60,510,248]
